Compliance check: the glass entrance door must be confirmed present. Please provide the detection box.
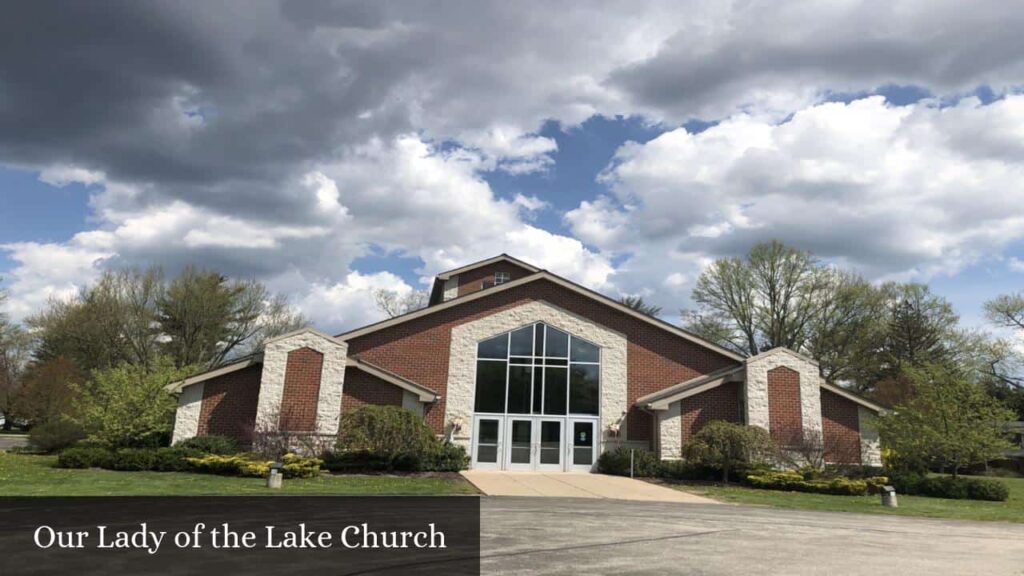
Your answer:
[536,419,564,472]
[568,419,596,471]
[506,418,534,471]
[472,416,503,470]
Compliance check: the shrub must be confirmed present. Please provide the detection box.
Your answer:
[337,406,438,459]
[596,447,661,477]
[322,450,392,473]
[745,471,869,496]
[73,357,188,448]
[151,447,203,472]
[57,446,114,469]
[890,473,1009,502]
[186,453,321,479]
[683,422,776,483]
[175,435,238,455]
[28,420,86,453]
[422,443,470,472]
[110,448,159,471]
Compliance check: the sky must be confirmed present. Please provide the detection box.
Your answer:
[2,1,1024,333]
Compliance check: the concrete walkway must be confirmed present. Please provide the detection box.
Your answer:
[461,471,717,503]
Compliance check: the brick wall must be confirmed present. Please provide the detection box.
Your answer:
[347,278,739,438]
[681,381,742,443]
[278,347,324,432]
[456,262,535,297]
[341,367,404,416]
[821,389,862,464]
[198,364,262,441]
[767,366,803,445]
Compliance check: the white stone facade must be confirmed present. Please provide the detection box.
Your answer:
[171,382,204,444]
[445,300,629,452]
[744,349,823,438]
[658,401,683,460]
[255,329,349,436]
[858,406,882,466]
[442,277,459,302]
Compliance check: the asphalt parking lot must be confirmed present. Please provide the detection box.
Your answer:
[0,435,27,451]
[479,497,1024,575]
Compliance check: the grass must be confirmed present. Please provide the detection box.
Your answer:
[0,453,479,496]
[665,474,1024,523]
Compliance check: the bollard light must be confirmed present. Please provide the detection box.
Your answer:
[267,462,284,489]
[880,485,898,508]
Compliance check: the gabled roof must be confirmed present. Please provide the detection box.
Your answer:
[166,354,263,393]
[635,365,746,410]
[435,253,540,280]
[339,269,747,362]
[347,356,439,402]
[820,381,886,413]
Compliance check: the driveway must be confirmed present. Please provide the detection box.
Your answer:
[0,435,28,451]
[480,497,1024,575]
[462,471,716,503]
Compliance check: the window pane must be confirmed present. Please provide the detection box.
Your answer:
[510,420,531,464]
[532,366,543,414]
[479,419,499,444]
[507,365,532,414]
[540,421,561,464]
[510,326,534,356]
[545,326,569,357]
[569,363,600,415]
[543,358,567,366]
[510,356,532,365]
[534,324,545,357]
[474,361,507,413]
[478,334,508,359]
[543,367,567,415]
[570,338,599,363]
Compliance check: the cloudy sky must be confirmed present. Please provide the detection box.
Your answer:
[2,0,1024,332]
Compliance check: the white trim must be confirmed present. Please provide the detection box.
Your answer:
[821,381,885,413]
[436,254,540,280]
[637,366,746,410]
[347,357,439,402]
[166,356,261,393]
[337,270,744,363]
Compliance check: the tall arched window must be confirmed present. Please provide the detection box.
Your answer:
[474,323,600,415]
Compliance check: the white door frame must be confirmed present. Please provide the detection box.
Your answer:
[471,415,504,470]
[535,418,565,472]
[505,417,535,471]
[567,417,599,472]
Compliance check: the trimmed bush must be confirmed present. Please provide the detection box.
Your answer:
[745,471,869,496]
[423,443,470,472]
[185,453,322,479]
[151,447,203,472]
[57,446,114,469]
[110,448,158,471]
[683,422,776,483]
[175,435,238,455]
[596,447,661,477]
[322,450,392,473]
[337,406,438,459]
[29,420,85,454]
[890,473,1009,502]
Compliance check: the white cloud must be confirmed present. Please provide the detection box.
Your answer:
[0,241,112,322]
[297,270,413,332]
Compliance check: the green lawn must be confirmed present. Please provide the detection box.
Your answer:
[666,475,1024,523]
[0,453,479,496]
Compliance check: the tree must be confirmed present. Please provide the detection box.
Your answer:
[0,292,32,429]
[72,356,189,448]
[682,421,775,483]
[29,268,163,372]
[878,363,1014,478]
[803,271,886,385]
[157,267,307,368]
[372,288,428,318]
[16,356,82,426]
[619,295,662,316]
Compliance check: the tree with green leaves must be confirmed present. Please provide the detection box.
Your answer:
[0,288,32,429]
[619,295,662,316]
[682,421,775,483]
[878,363,1014,477]
[72,356,190,448]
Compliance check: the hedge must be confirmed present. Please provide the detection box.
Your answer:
[174,435,238,455]
[891,473,1009,502]
[322,443,469,474]
[185,453,322,479]
[744,471,873,496]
